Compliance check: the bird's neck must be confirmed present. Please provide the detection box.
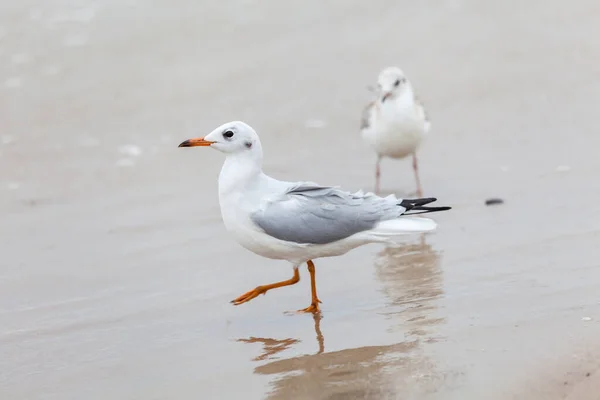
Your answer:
[218,151,263,197]
[381,86,414,108]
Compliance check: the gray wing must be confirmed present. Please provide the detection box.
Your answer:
[251,183,405,245]
[360,101,376,130]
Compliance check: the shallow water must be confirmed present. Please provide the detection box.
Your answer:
[2,0,600,399]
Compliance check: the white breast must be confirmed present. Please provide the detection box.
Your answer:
[362,93,427,159]
[219,178,302,261]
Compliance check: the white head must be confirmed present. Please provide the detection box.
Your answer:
[376,66,410,103]
[178,120,262,158]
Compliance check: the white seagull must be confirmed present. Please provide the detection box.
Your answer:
[179,121,450,313]
[360,66,431,196]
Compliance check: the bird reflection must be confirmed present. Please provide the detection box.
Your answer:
[253,337,418,400]
[237,237,447,399]
[237,313,324,361]
[313,312,325,354]
[373,235,445,339]
[239,318,439,399]
[237,337,300,362]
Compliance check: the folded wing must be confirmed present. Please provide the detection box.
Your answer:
[251,183,406,245]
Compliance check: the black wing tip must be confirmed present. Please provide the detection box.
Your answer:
[399,197,435,208]
[399,197,451,215]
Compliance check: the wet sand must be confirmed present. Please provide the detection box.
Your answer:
[2,0,600,399]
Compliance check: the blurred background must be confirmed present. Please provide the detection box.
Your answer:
[1,0,600,399]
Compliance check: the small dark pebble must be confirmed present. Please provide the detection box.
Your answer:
[485,198,505,206]
[586,372,591,377]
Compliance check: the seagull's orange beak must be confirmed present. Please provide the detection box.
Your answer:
[178,137,215,147]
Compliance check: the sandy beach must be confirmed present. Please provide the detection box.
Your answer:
[1,0,600,399]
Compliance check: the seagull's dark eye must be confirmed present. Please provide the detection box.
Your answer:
[223,130,234,139]
[394,79,401,87]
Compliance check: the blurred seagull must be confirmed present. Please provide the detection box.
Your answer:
[179,121,450,313]
[361,66,430,196]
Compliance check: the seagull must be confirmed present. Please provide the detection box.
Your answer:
[178,121,450,313]
[360,66,430,196]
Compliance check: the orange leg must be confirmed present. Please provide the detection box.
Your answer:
[231,268,300,306]
[298,260,322,313]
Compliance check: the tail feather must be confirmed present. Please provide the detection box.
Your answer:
[373,217,437,235]
[399,198,452,216]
